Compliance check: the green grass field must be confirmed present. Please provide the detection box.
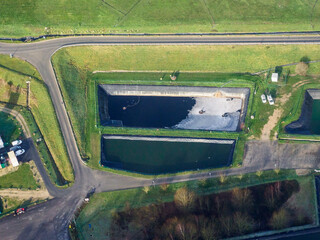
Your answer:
[0,164,38,190]
[0,55,73,184]
[54,45,320,73]
[1,0,320,37]
[0,112,23,144]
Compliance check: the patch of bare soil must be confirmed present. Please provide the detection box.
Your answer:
[0,165,18,177]
[0,189,51,200]
[295,169,311,176]
[260,93,291,140]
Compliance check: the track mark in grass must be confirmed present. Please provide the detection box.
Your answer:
[114,0,144,27]
[101,0,126,15]
[310,0,319,29]
[200,0,215,28]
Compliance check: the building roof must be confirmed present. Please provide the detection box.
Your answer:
[8,151,19,167]
[271,73,278,82]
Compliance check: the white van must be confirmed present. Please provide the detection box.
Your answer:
[267,95,274,105]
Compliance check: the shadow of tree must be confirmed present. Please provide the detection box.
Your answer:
[300,56,311,65]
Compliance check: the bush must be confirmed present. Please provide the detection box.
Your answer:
[295,62,309,76]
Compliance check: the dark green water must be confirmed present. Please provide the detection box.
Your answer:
[101,137,234,174]
[311,100,320,134]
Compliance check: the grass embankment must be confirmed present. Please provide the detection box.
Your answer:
[52,45,320,175]
[1,0,320,37]
[0,55,73,184]
[0,111,23,143]
[74,172,316,240]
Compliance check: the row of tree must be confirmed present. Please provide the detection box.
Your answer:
[108,180,311,240]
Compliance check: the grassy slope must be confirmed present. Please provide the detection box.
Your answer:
[75,171,314,240]
[0,164,38,189]
[0,0,320,37]
[0,55,73,183]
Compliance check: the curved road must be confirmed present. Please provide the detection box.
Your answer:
[0,35,320,240]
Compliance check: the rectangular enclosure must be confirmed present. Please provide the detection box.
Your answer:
[285,89,320,135]
[101,135,235,174]
[98,85,250,132]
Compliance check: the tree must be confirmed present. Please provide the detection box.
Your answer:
[295,62,309,76]
[269,208,290,230]
[233,212,255,235]
[143,186,150,193]
[219,215,235,237]
[264,182,282,211]
[231,188,254,212]
[160,183,169,191]
[174,188,196,212]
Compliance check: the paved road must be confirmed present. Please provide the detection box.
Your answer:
[0,36,320,240]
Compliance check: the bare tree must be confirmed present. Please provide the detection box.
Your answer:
[233,212,255,235]
[174,188,196,212]
[269,208,290,230]
[231,188,254,212]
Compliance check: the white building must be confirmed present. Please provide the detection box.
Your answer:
[8,151,19,167]
[0,136,4,149]
[271,73,279,82]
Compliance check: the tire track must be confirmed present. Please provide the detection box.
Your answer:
[101,0,126,15]
[200,0,215,27]
[114,0,143,27]
[310,0,319,29]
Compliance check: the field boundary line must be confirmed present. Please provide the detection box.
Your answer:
[311,0,319,29]
[200,0,215,27]
[101,0,126,15]
[114,0,144,27]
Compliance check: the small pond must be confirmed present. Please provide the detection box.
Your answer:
[101,135,235,174]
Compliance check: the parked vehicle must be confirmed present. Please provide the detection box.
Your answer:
[12,140,22,146]
[267,94,274,105]
[14,208,25,216]
[261,94,267,103]
[10,145,21,152]
[15,149,25,156]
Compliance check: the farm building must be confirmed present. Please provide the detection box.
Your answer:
[271,73,279,82]
[7,151,19,167]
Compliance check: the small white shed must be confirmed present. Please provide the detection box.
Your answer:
[8,151,19,167]
[271,73,279,82]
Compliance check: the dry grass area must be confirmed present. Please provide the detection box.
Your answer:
[0,165,18,177]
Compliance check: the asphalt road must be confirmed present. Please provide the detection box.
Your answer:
[0,35,320,240]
